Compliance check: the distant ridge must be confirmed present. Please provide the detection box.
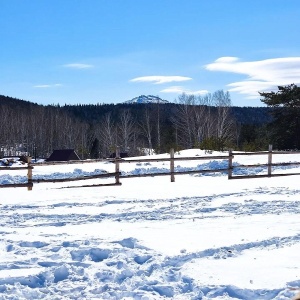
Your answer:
[124,95,169,104]
[0,94,39,108]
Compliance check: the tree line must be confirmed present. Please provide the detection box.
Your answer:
[0,89,280,159]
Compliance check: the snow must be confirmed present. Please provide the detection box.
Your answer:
[124,95,169,104]
[0,149,300,299]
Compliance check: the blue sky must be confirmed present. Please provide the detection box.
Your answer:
[1,0,300,106]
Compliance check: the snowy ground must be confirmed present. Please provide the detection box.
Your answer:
[0,149,300,299]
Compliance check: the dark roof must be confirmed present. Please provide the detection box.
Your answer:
[46,149,80,162]
[109,152,129,158]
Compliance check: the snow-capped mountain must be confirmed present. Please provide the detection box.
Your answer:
[124,95,169,104]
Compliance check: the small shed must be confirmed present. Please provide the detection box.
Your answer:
[46,149,80,162]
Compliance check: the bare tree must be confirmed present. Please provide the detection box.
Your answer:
[119,109,136,153]
[213,90,235,150]
[192,95,211,146]
[98,112,117,157]
[171,93,196,148]
[201,93,215,141]
[172,91,235,151]
[156,101,161,153]
[139,107,153,154]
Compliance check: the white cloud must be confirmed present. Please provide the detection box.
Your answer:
[63,63,94,69]
[130,76,192,84]
[160,86,209,96]
[214,57,240,63]
[34,84,62,88]
[205,57,300,98]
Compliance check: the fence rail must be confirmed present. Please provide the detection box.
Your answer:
[1,145,300,190]
[32,172,119,183]
[33,159,106,166]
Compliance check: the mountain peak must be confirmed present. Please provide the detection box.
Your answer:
[124,95,169,104]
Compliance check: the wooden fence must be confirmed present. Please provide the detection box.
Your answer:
[229,145,300,179]
[114,146,300,183]
[113,147,229,184]
[1,145,300,189]
[0,157,33,190]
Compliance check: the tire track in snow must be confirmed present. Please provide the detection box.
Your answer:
[1,188,300,228]
[162,233,300,268]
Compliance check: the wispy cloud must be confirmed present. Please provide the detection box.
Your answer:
[130,76,192,84]
[160,86,209,95]
[34,84,62,88]
[63,63,94,69]
[205,57,300,98]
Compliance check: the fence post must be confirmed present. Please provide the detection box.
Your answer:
[115,146,121,185]
[228,149,233,179]
[268,144,272,177]
[27,156,33,191]
[170,148,175,182]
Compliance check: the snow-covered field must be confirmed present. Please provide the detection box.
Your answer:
[0,149,300,299]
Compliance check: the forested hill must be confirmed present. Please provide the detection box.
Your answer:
[0,95,39,110]
[1,94,273,158]
[0,94,271,125]
[61,103,272,125]
[231,106,272,124]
